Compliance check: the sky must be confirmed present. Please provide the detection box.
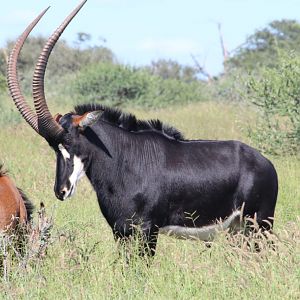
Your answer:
[1,0,300,76]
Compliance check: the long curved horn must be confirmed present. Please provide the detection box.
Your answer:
[32,0,88,142]
[7,8,49,133]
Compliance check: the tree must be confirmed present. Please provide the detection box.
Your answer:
[227,19,300,72]
[0,34,116,95]
[0,35,115,78]
[144,59,198,82]
[245,52,300,154]
[76,32,91,44]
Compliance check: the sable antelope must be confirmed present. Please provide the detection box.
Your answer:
[0,165,33,231]
[7,0,278,257]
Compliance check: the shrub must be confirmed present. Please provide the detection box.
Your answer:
[136,77,207,108]
[210,71,248,103]
[0,96,23,126]
[72,63,150,105]
[246,52,300,155]
[71,63,209,108]
[0,74,6,94]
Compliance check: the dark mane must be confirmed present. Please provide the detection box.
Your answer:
[74,104,185,141]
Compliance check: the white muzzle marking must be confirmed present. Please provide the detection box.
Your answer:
[58,144,85,200]
[64,155,85,199]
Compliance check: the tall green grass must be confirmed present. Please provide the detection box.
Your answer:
[0,102,299,299]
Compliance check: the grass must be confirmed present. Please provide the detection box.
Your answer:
[0,101,299,299]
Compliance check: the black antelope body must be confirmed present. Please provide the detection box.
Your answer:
[7,0,278,257]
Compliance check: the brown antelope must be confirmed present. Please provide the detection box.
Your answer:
[0,165,33,231]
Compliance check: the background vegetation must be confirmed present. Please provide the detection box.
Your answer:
[0,18,299,299]
[1,19,299,154]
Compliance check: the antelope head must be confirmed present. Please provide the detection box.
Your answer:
[6,0,97,200]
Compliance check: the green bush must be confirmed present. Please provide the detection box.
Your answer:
[0,96,23,126]
[0,77,23,126]
[72,63,150,105]
[136,77,206,108]
[0,73,6,94]
[72,63,208,108]
[210,71,248,103]
[246,52,300,155]
[1,36,116,96]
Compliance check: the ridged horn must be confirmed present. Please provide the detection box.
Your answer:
[7,7,49,133]
[32,0,88,142]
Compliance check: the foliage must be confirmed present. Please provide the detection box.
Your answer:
[138,77,207,108]
[0,96,23,126]
[143,59,199,82]
[72,63,150,104]
[227,19,300,72]
[1,36,115,77]
[72,63,208,108]
[221,19,300,155]
[0,74,6,94]
[0,35,115,95]
[209,70,248,103]
[245,52,300,155]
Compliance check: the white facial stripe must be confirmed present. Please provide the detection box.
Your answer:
[63,155,85,199]
[58,144,70,161]
[69,155,85,187]
[159,210,241,241]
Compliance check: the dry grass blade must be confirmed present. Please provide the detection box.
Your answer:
[0,202,54,280]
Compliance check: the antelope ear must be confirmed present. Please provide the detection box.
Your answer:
[54,113,63,123]
[78,111,103,129]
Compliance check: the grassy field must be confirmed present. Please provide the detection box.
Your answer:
[0,101,299,299]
